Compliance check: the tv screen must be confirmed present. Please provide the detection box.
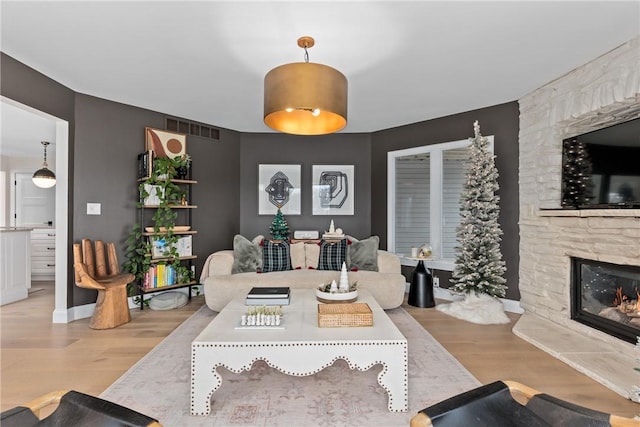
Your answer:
[561,118,640,209]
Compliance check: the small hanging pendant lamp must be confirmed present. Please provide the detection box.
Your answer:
[32,141,56,188]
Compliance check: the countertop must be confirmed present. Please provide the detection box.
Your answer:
[0,227,34,233]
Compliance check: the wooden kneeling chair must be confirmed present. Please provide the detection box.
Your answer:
[410,380,639,427]
[0,390,162,426]
[73,239,134,329]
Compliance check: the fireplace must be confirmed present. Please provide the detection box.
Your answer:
[571,257,640,344]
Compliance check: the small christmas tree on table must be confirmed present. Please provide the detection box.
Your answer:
[437,120,509,325]
[270,208,290,241]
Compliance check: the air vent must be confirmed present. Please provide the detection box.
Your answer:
[166,117,220,140]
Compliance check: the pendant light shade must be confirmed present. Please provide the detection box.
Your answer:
[32,141,56,188]
[264,36,348,135]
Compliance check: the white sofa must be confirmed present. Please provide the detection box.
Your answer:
[200,243,406,311]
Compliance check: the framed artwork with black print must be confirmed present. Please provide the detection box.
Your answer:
[258,164,301,215]
[312,165,354,215]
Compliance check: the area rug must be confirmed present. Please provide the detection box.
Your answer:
[101,306,480,426]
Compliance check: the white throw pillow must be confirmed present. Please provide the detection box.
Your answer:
[289,242,305,269]
[304,243,320,269]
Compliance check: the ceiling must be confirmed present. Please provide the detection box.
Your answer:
[1,1,639,138]
[1,101,57,157]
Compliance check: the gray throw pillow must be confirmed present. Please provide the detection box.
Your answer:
[347,235,379,271]
[149,291,188,310]
[231,234,263,274]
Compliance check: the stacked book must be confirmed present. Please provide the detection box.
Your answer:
[143,264,177,289]
[137,150,153,179]
[245,287,290,306]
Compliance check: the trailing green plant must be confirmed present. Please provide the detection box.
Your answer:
[123,223,152,296]
[124,154,194,296]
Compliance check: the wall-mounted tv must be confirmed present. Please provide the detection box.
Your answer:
[561,118,640,209]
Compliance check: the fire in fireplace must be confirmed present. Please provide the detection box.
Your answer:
[571,257,640,344]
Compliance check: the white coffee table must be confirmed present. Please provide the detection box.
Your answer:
[190,289,408,415]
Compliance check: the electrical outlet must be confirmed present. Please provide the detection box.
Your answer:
[433,276,440,287]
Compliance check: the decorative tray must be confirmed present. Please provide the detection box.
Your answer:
[145,225,191,232]
[318,303,373,328]
[315,289,358,304]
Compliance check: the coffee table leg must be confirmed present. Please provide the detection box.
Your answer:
[190,345,222,416]
[377,342,408,412]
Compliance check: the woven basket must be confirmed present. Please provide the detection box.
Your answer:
[317,303,373,328]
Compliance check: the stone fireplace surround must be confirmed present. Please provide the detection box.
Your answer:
[514,37,640,398]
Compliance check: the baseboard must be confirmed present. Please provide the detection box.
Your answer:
[68,303,96,322]
[406,282,524,314]
[64,285,204,322]
[52,308,70,323]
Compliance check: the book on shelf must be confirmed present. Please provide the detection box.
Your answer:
[137,149,153,179]
[245,296,290,306]
[246,287,290,299]
[143,264,177,289]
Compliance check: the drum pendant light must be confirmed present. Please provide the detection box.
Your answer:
[32,141,56,188]
[264,36,348,135]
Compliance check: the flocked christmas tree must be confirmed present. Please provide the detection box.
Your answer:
[269,208,290,240]
[450,121,507,298]
[561,138,593,208]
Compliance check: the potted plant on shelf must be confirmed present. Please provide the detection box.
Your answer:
[124,154,195,298]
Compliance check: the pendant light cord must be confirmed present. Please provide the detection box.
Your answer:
[41,141,49,168]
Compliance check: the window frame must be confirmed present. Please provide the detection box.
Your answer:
[387,136,494,270]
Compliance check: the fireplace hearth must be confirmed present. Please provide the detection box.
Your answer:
[571,257,640,344]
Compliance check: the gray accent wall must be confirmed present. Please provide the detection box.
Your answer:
[2,52,241,307]
[2,51,521,306]
[72,95,241,305]
[371,102,521,300]
[239,133,372,239]
[1,52,76,307]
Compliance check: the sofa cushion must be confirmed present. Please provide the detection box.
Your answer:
[317,239,348,271]
[347,235,380,271]
[290,242,305,269]
[231,234,264,274]
[262,240,293,273]
[305,243,320,269]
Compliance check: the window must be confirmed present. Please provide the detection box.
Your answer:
[387,137,493,270]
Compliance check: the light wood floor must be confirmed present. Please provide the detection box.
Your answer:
[2,282,639,419]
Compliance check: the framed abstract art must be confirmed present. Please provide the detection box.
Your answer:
[312,165,354,215]
[258,164,301,215]
[145,127,187,159]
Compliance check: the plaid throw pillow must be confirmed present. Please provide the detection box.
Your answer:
[262,240,292,273]
[317,239,347,271]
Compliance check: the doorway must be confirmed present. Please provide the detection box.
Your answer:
[12,171,55,227]
[1,96,69,323]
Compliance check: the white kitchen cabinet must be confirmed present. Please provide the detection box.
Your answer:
[1,227,32,305]
[31,228,56,280]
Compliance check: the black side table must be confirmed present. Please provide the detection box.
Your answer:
[408,259,435,308]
